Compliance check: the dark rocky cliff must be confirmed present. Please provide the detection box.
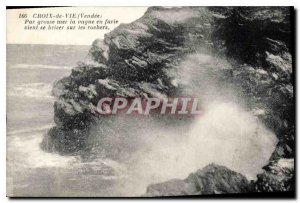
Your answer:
[42,7,215,154]
[41,7,294,195]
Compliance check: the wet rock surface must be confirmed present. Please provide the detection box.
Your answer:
[255,158,294,192]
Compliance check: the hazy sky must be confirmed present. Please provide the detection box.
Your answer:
[7,7,148,45]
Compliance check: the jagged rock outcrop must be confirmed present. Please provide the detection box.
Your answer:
[144,164,252,197]
[255,158,294,192]
[41,6,294,195]
[41,7,216,154]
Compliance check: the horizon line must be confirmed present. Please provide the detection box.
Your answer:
[6,43,92,46]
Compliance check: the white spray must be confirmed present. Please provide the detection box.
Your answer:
[88,52,278,196]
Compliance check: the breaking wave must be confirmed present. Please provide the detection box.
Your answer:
[9,63,73,70]
[84,52,278,196]
[7,82,54,100]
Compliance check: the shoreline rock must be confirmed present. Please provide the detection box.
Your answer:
[144,163,252,197]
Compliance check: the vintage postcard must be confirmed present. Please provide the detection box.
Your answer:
[6,6,295,197]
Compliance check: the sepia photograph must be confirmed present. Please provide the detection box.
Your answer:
[6,5,295,198]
